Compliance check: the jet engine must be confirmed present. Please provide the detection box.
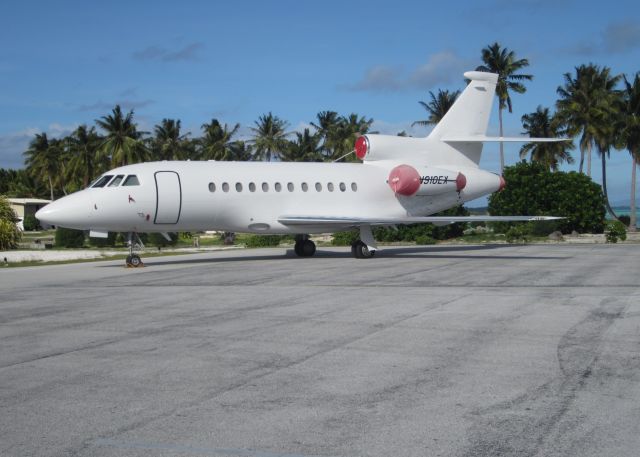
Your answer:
[388,164,466,196]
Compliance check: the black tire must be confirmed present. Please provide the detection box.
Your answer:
[294,242,303,257]
[352,240,375,259]
[129,254,143,267]
[302,240,316,257]
[125,254,133,266]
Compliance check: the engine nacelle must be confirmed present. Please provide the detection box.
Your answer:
[388,164,466,196]
[355,134,426,161]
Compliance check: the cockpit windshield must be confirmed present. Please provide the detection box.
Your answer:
[91,175,113,188]
[108,175,125,187]
[122,175,140,186]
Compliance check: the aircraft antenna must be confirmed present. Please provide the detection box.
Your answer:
[333,149,356,163]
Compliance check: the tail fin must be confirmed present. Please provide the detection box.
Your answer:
[426,71,498,167]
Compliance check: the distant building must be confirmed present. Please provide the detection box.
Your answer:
[7,198,51,230]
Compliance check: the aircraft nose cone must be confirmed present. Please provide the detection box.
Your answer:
[36,192,91,229]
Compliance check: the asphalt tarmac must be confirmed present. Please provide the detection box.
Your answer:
[1,244,639,457]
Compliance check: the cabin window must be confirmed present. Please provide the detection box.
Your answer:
[275,182,282,192]
[327,182,334,192]
[262,182,269,192]
[108,175,124,187]
[122,175,140,186]
[222,182,230,192]
[315,182,322,192]
[339,182,346,192]
[92,175,113,188]
[351,182,358,192]
[208,182,216,192]
[249,182,256,192]
[301,183,308,192]
[235,182,243,192]
[287,182,294,192]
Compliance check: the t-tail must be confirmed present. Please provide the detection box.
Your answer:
[425,71,499,167]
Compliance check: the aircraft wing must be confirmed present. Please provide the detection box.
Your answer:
[442,136,569,143]
[278,215,562,227]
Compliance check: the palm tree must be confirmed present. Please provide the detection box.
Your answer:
[199,119,241,161]
[587,67,623,220]
[23,133,60,200]
[281,129,323,162]
[479,42,533,172]
[66,125,102,188]
[95,105,148,167]
[621,73,640,231]
[250,112,289,162]
[227,141,253,161]
[327,113,374,162]
[412,89,460,127]
[152,119,191,161]
[311,110,340,158]
[556,64,618,177]
[520,106,574,171]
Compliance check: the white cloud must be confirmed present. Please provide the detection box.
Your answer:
[0,124,78,169]
[563,20,640,56]
[408,52,471,89]
[346,51,472,93]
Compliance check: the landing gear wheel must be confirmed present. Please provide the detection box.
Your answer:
[126,254,143,268]
[351,240,375,259]
[294,239,316,257]
[125,232,145,267]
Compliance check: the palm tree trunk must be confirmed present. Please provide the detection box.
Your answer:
[498,107,504,173]
[601,150,618,220]
[578,146,584,174]
[48,175,54,201]
[587,142,592,177]
[631,154,637,232]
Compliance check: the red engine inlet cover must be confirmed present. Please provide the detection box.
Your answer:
[354,136,369,159]
[456,172,467,191]
[388,165,421,196]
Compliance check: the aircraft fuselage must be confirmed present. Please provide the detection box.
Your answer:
[37,159,502,235]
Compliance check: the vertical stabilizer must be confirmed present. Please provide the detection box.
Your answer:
[425,71,498,166]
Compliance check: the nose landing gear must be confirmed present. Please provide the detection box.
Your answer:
[125,233,145,268]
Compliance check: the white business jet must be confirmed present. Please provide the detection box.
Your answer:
[36,71,561,265]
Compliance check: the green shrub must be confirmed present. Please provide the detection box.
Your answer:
[148,232,178,247]
[23,214,39,231]
[331,231,360,246]
[415,235,436,245]
[605,220,627,243]
[489,161,606,234]
[55,227,85,248]
[0,219,21,250]
[505,225,530,243]
[0,195,19,223]
[244,234,288,248]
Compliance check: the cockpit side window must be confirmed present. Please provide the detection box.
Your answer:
[122,175,140,186]
[108,175,125,187]
[91,175,113,188]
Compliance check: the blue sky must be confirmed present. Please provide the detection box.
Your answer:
[1,0,639,204]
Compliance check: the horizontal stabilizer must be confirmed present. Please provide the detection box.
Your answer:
[442,136,570,143]
[279,215,563,227]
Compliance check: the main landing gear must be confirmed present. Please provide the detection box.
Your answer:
[351,240,375,258]
[125,232,144,268]
[294,235,316,257]
[351,225,377,259]
[294,226,378,259]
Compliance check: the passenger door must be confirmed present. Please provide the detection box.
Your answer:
[154,171,181,224]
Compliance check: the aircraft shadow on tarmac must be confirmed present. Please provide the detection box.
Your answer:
[99,244,566,268]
